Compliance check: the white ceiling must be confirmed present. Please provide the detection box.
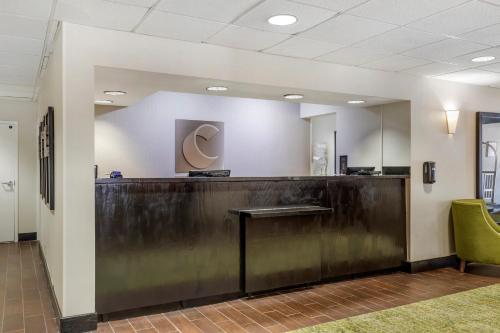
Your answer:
[6,0,500,101]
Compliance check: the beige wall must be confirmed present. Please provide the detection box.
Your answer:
[382,102,411,167]
[0,99,37,235]
[40,22,500,316]
[37,29,65,315]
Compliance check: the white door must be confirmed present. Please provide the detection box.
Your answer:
[0,122,17,242]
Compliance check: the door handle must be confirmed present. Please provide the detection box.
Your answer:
[1,181,14,187]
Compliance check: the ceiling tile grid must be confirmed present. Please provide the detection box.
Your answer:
[0,0,53,19]
[207,25,290,51]
[299,14,398,45]
[234,0,337,34]
[0,0,53,99]
[317,47,392,66]
[136,10,226,42]
[264,37,344,58]
[402,38,488,62]
[288,0,370,12]
[351,27,446,53]
[402,61,470,77]
[407,1,500,37]
[54,0,149,31]
[156,0,263,23]
[361,54,430,72]
[9,0,500,100]
[347,0,470,26]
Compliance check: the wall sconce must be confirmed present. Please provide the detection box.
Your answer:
[446,110,460,134]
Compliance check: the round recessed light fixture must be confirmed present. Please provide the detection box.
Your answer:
[95,99,114,105]
[104,90,127,96]
[268,14,297,26]
[348,100,366,104]
[206,86,228,92]
[472,56,495,63]
[284,94,304,100]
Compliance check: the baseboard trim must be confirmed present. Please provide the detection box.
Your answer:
[38,242,98,333]
[60,313,98,333]
[18,232,37,241]
[403,255,458,273]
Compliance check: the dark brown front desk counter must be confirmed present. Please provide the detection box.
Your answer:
[95,176,408,315]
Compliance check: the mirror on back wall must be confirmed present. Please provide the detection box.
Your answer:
[477,112,500,221]
[309,101,411,177]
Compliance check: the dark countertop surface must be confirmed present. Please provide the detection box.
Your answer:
[229,205,333,219]
[96,175,410,184]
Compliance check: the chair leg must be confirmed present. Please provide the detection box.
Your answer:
[459,259,467,273]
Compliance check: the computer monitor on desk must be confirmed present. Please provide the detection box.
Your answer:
[346,167,376,175]
[382,166,411,176]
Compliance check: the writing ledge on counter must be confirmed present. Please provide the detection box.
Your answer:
[229,205,333,219]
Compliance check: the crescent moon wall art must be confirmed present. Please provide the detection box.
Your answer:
[175,119,224,173]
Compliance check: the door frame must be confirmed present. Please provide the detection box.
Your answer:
[0,121,19,242]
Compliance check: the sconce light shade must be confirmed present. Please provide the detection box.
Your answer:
[446,110,460,134]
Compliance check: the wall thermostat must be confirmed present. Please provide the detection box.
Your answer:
[423,161,436,184]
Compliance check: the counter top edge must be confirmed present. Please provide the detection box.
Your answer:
[95,175,410,184]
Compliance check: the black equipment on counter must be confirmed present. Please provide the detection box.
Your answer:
[383,166,411,176]
[346,167,376,175]
[188,170,231,177]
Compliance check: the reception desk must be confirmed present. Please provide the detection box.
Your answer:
[95,176,408,315]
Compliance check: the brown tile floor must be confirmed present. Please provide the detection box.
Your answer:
[0,241,57,333]
[93,265,500,333]
[2,241,499,333]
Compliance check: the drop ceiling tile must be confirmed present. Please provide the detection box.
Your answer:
[402,62,468,76]
[361,54,430,72]
[348,0,468,25]
[234,0,336,34]
[0,0,53,19]
[478,62,500,72]
[408,1,500,37]
[208,25,289,51]
[55,0,148,31]
[265,37,343,58]
[0,52,40,68]
[137,10,226,42]
[0,64,38,86]
[434,69,500,86]
[317,47,391,66]
[157,0,262,23]
[403,38,487,62]
[107,0,157,7]
[483,0,500,5]
[0,83,34,99]
[449,47,500,65]
[289,0,369,11]
[460,23,500,46]
[300,14,397,45]
[0,35,44,55]
[353,27,445,53]
[0,13,47,39]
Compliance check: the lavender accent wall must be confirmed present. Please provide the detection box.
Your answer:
[95,91,310,178]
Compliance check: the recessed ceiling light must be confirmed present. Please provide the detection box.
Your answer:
[104,90,127,96]
[268,14,297,26]
[206,86,228,92]
[471,56,495,63]
[348,100,366,104]
[284,94,304,100]
[95,99,113,105]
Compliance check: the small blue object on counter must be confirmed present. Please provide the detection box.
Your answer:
[110,171,123,179]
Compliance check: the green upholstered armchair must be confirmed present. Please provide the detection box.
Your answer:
[451,199,500,272]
